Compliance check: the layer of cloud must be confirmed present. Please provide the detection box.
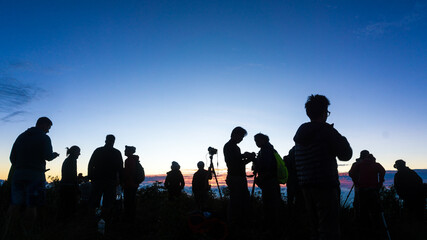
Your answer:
[358,2,426,37]
[0,111,28,122]
[0,77,41,122]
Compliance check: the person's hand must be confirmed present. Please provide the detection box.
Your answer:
[243,152,256,160]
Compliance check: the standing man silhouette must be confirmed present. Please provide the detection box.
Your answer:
[88,134,123,218]
[9,117,59,226]
[293,95,352,240]
[223,126,254,228]
[192,161,212,210]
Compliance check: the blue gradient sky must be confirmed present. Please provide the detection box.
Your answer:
[1,0,426,179]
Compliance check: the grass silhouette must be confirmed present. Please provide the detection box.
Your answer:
[0,179,425,240]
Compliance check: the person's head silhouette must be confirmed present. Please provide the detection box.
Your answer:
[197,161,205,170]
[125,145,136,157]
[105,134,115,147]
[305,95,330,122]
[66,145,80,158]
[393,159,406,170]
[171,161,180,171]
[36,117,53,133]
[254,133,269,148]
[231,126,247,143]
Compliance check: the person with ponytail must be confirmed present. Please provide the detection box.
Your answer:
[59,145,81,220]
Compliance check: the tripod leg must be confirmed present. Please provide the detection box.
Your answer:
[211,168,222,200]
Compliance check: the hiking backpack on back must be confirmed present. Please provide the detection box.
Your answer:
[135,161,145,184]
[274,151,288,184]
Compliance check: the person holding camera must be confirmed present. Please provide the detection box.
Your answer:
[223,126,255,228]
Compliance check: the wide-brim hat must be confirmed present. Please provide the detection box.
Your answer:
[393,159,406,169]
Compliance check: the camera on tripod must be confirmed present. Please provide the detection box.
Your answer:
[208,147,217,156]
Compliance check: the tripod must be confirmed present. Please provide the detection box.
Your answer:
[209,154,223,200]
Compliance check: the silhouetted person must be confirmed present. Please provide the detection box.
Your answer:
[78,173,84,184]
[284,146,304,213]
[8,117,60,228]
[223,126,254,228]
[348,150,370,220]
[253,133,281,229]
[192,161,212,211]
[164,161,185,200]
[88,135,123,218]
[393,159,425,222]
[293,95,352,240]
[59,145,81,220]
[349,152,385,233]
[122,145,140,223]
[79,176,91,207]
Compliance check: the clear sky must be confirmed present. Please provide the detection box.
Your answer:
[1,0,426,180]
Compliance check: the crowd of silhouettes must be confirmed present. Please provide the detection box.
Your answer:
[5,94,427,239]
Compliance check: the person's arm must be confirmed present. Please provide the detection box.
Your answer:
[243,152,256,165]
[88,150,97,180]
[180,172,185,189]
[394,174,404,197]
[116,151,124,183]
[207,169,213,180]
[44,136,59,161]
[331,127,352,161]
[164,174,170,188]
[9,140,17,165]
[378,164,386,188]
[348,163,359,185]
[73,159,78,185]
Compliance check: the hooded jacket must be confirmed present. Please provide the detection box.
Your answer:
[394,167,424,199]
[165,169,185,191]
[349,157,385,189]
[293,122,352,187]
[123,155,140,189]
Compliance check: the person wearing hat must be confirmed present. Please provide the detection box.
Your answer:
[393,159,425,222]
[350,152,385,232]
[192,161,212,210]
[348,150,371,219]
[164,161,185,200]
[122,145,141,223]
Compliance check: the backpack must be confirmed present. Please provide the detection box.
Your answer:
[274,152,288,184]
[135,161,145,184]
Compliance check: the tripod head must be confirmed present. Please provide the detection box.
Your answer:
[208,146,217,156]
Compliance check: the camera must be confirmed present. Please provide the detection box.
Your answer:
[208,147,218,156]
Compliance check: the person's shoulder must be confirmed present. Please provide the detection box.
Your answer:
[94,146,104,151]
[224,140,232,148]
[375,162,385,168]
